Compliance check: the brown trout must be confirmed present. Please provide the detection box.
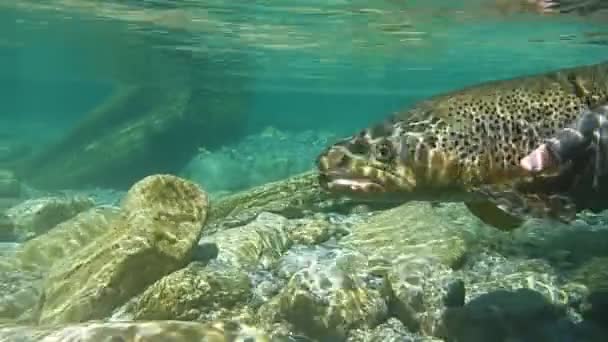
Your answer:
[317,61,608,230]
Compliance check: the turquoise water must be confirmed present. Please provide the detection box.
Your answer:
[3,0,608,192]
[2,1,608,341]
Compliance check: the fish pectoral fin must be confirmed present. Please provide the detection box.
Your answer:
[470,185,578,227]
[465,201,523,231]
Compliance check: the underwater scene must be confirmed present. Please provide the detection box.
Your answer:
[3,0,608,341]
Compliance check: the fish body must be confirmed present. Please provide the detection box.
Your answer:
[317,61,608,230]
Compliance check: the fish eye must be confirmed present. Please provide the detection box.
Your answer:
[374,140,394,162]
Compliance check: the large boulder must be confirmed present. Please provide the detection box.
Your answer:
[36,174,209,324]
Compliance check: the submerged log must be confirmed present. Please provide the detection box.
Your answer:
[10,14,252,190]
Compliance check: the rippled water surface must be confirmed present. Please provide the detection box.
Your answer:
[4,0,608,133]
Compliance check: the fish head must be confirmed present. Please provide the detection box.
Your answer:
[316,116,465,202]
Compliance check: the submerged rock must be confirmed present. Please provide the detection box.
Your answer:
[0,207,120,323]
[5,195,95,241]
[37,174,209,324]
[387,258,455,336]
[0,257,42,322]
[197,212,292,270]
[261,246,392,341]
[339,202,468,268]
[15,206,121,270]
[347,318,440,342]
[287,215,335,245]
[0,319,270,342]
[205,171,386,234]
[127,261,252,322]
[336,202,470,335]
[207,171,327,225]
[116,212,296,323]
[439,288,593,342]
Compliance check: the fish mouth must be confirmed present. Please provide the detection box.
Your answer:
[318,171,386,194]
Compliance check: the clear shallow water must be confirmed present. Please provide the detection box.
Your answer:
[1,1,608,192]
[0,0,608,340]
[3,0,608,138]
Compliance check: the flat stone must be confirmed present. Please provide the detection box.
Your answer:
[339,202,468,268]
[197,212,291,271]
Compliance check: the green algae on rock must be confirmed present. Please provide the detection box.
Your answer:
[127,261,252,321]
[36,174,209,324]
[5,195,95,241]
[15,206,121,271]
[0,319,270,342]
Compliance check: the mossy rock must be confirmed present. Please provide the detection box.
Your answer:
[128,261,252,321]
[37,174,209,324]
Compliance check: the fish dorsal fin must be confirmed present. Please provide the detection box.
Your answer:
[465,201,523,231]
[470,185,578,227]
